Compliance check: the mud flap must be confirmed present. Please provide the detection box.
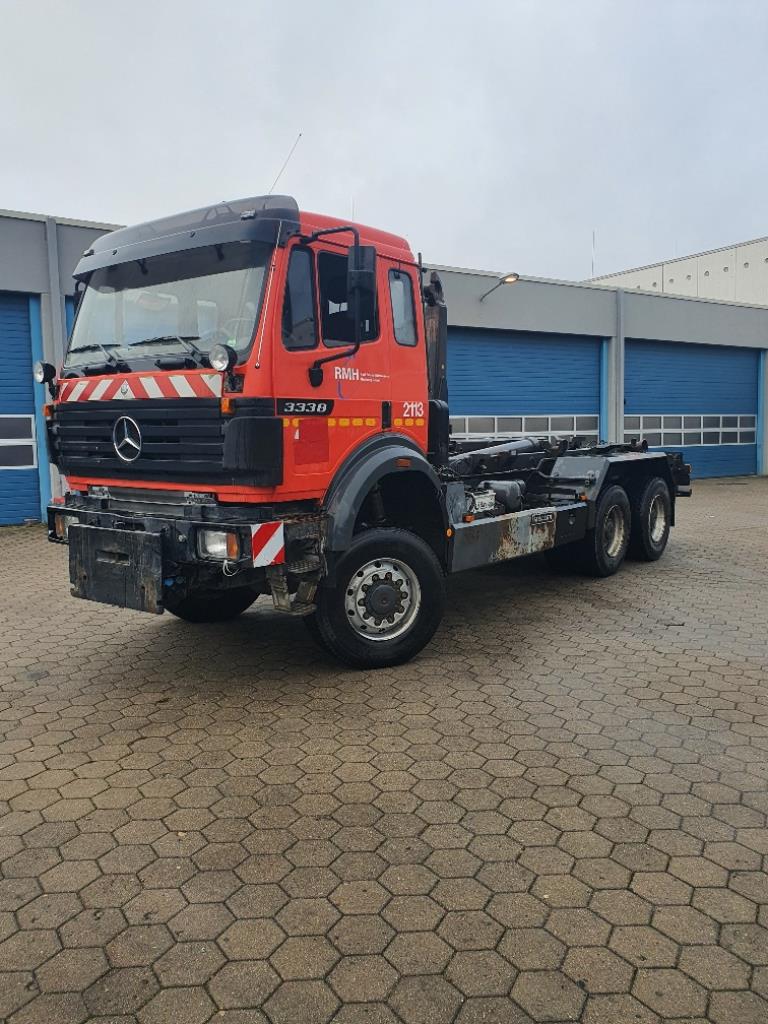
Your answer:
[69,525,164,613]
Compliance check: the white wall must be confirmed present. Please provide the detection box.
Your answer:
[596,237,768,306]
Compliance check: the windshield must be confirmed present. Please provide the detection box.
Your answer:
[65,241,272,369]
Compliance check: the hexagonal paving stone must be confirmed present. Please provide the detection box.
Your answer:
[678,943,751,990]
[385,931,453,975]
[154,940,224,986]
[330,915,395,955]
[270,936,339,980]
[499,928,566,971]
[138,986,215,1024]
[208,961,280,1009]
[609,926,678,968]
[389,975,464,1024]
[512,969,586,1022]
[329,954,398,1001]
[36,947,109,993]
[445,949,517,997]
[563,947,634,994]
[709,991,768,1024]
[437,911,503,951]
[217,918,285,960]
[264,979,340,1024]
[632,968,708,1018]
[3,480,768,1024]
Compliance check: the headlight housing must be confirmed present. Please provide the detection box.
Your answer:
[209,344,237,372]
[34,360,56,384]
[198,529,240,560]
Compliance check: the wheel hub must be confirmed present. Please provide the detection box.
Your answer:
[649,494,667,543]
[345,559,421,641]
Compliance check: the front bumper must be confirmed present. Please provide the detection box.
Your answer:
[48,499,324,614]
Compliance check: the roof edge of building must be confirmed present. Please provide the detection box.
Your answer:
[0,207,122,232]
[590,232,768,282]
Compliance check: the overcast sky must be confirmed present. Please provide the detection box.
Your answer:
[1,1,766,280]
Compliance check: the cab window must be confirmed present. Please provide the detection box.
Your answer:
[282,247,317,350]
[318,251,378,347]
[388,269,417,346]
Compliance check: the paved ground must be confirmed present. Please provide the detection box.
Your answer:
[0,478,767,1024]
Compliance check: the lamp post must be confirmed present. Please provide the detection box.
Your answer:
[479,272,520,302]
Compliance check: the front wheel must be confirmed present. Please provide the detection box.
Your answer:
[305,528,445,668]
[577,484,631,577]
[164,586,260,623]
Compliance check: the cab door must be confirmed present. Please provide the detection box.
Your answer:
[275,242,391,498]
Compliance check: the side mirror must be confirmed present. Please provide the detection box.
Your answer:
[347,244,377,343]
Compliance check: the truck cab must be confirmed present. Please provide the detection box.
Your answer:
[40,195,690,667]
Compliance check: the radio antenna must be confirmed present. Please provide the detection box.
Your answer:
[267,132,303,195]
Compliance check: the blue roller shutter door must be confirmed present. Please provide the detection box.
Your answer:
[0,293,40,524]
[448,329,601,442]
[625,340,759,478]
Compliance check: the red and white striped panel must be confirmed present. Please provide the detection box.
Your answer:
[251,522,285,568]
[58,372,223,403]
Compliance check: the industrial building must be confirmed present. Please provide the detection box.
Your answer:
[592,235,768,305]
[1,205,767,525]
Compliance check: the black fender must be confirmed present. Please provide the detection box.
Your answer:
[323,434,447,553]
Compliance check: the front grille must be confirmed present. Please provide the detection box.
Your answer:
[49,397,277,483]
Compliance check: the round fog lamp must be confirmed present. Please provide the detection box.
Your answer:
[209,344,237,372]
[34,361,56,384]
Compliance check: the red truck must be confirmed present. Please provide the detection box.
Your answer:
[37,196,690,667]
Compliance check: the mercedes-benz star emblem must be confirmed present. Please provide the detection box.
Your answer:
[112,416,142,462]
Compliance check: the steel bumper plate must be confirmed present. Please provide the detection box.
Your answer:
[68,524,163,613]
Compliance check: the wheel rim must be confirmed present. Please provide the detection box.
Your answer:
[648,494,667,544]
[344,558,422,642]
[603,504,627,559]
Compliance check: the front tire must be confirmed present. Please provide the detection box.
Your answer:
[629,476,671,561]
[578,484,631,577]
[165,586,260,623]
[305,528,445,668]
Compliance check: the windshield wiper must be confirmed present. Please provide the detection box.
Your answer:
[69,341,122,364]
[129,335,209,364]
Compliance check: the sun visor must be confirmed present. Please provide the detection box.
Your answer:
[74,195,300,278]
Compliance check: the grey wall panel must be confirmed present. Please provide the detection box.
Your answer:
[624,291,768,349]
[57,224,111,293]
[437,269,616,338]
[0,218,48,294]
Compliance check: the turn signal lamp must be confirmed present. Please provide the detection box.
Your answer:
[198,529,240,561]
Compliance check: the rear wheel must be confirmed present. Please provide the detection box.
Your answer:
[578,484,631,577]
[164,586,260,623]
[305,528,445,668]
[629,476,671,561]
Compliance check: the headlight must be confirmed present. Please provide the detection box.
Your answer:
[198,529,240,560]
[54,513,79,540]
[34,361,56,384]
[209,344,237,372]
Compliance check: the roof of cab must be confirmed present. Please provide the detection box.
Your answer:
[78,195,414,270]
[299,209,414,264]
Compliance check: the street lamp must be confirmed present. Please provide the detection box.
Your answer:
[479,272,520,302]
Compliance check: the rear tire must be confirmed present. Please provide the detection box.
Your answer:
[577,484,631,577]
[629,476,671,561]
[165,586,260,623]
[305,528,445,668]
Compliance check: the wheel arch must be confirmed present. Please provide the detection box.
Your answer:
[323,435,448,564]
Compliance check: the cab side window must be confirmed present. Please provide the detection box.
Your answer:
[388,269,417,346]
[318,251,378,347]
[282,247,317,350]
